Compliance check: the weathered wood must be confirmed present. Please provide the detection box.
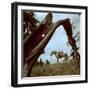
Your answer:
[25,19,70,63]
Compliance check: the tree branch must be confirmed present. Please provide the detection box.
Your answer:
[25,19,69,62]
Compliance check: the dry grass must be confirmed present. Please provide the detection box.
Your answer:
[31,60,80,77]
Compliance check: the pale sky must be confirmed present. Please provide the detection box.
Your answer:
[34,12,80,64]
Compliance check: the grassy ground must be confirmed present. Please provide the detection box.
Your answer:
[31,61,80,77]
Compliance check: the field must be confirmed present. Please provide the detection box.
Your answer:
[31,61,80,77]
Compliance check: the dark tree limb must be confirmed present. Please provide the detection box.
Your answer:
[25,19,69,62]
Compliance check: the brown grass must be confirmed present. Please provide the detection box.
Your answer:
[31,60,80,77]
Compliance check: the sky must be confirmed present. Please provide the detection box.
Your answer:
[34,12,80,64]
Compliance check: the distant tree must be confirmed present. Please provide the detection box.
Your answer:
[74,32,80,42]
[50,51,68,64]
